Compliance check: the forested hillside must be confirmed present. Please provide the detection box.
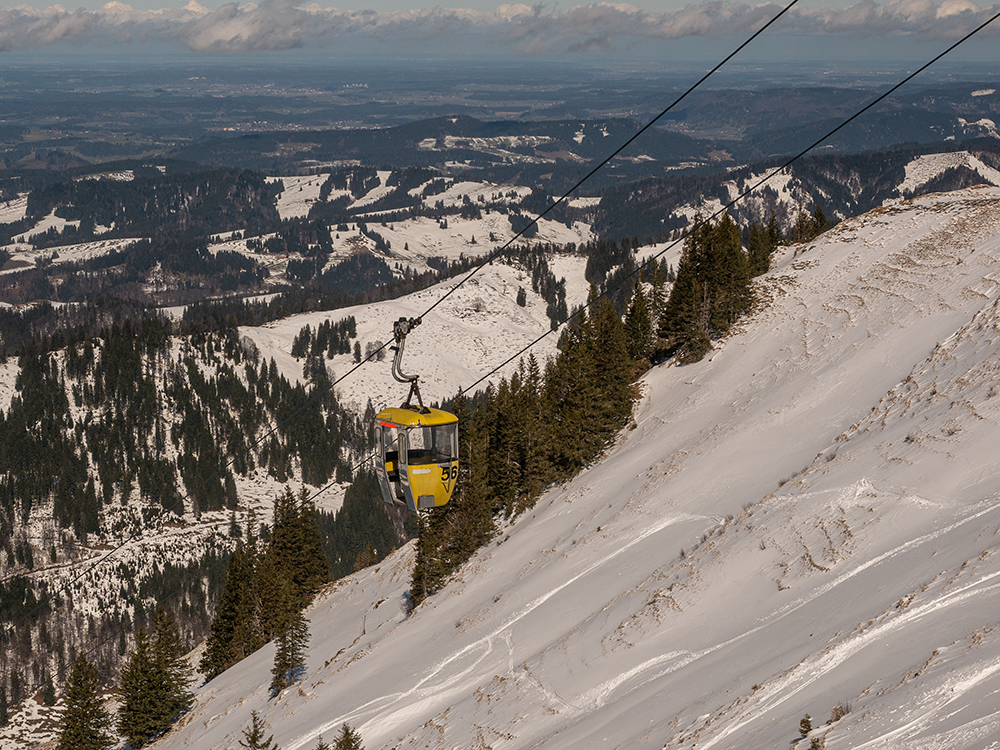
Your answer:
[593,140,1000,241]
[0,315,401,712]
[1,109,999,748]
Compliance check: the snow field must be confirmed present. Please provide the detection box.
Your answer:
[268,175,334,220]
[241,257,591,415]
[897,151,1000,197]
[152,186,1000,750]
[0,236,143,276]
[0,193,27,224]
[9,209,80,244]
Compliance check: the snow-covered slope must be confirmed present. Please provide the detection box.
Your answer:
[243,256,589,415]
[150,186,1000,750]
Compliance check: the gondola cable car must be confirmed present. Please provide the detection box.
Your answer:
[374,317,459,512]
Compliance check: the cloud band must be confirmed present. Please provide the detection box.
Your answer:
[0,0,997,54]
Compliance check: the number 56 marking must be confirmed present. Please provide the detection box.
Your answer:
[441,465,458,483]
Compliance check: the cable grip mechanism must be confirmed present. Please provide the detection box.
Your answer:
[390,317,427,411]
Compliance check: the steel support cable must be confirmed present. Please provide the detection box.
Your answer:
[29,0,1000,687]
[23,0,1000,706]
[0,0,802,650]
[460,8,1000,397]
[415,0,804,323]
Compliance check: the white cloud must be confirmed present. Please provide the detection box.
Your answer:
[0,0,996,54]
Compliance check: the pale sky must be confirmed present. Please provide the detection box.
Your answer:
[50,0,878,11]
[0,0,996,57]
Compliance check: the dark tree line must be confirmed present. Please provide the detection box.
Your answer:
[0,318,372,718]
[117,607,193,748]
[199,488,329,682]
[658,213,753,362]
[25,168,280,242]
[411,292,635,604]
[291,316,358,360]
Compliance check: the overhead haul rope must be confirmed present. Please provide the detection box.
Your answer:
[460,9,1000,396]
[294,0,1000,510]
[14,2,1000,707]
[0,0,804,659]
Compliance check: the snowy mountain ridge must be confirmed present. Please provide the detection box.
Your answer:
[140,185,1000,750]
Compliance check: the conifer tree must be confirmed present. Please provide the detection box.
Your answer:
[239,710,280,750]
[0,683,7,727]
[314,737,331,750]
[658,213,752,362]
[706,213,751,333]
[200,541,249,680]
[487,377,519,515]
[748,213,779,277]
[767,211,782,249]
[41,674,56,706]
[118,628,163,748]
[57,655,114,750]
[658,220,711,362]
[624,282,652,365]
[591,295,634,434]
[812,205,830,235]
[514,355,550,500]
[269,572,310,694]
[256,546,289,641]
[201,515,265,680]
[334,722,364,750]
[150,606,194,722]
[268,487,329,609]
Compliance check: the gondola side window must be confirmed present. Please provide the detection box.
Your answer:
[381,423,400,478]
[407,423,458,465]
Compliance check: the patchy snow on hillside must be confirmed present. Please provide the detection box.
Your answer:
[0,237,143,275]
[149,186,1000,750]
[268,175,334,220]
[0,357,18,415]
[76,170,135,182]
[419,180,531,209]
[0,193,27,223]
[11,210,79,244]
[242,257,588,415]
[326,215,592,277]
[349,171,395,209]
[898,150,1000,196]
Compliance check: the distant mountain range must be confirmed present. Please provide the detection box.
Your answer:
[170,83,1000,188]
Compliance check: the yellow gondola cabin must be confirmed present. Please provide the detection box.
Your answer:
[374,406,458,511]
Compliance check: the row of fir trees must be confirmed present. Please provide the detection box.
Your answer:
[411,210,790,604]
[55,607,191,750]
[200,487,329,690]
[238,711,364,750]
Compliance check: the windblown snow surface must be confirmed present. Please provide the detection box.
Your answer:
[158,186,1000,750]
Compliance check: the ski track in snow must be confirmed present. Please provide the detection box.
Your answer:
[699,532,1000,749]
[287,510,709,749]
